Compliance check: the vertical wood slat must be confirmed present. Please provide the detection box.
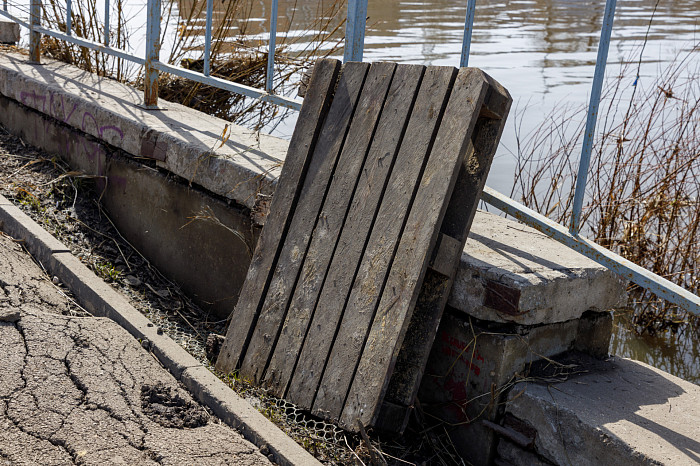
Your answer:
[340,68,492,430]
[215,59,342,374]
[262,62,398,396]
[218,60,511,434]
[383,75,512,420]
[308,67,458,420]
[238,62,370,384]
[285,64,427,409]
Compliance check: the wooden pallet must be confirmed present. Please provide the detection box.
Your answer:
[216,59,511,432]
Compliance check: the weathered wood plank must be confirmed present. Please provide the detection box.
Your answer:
[428,233,463,277]
[383,77,512,418]
[374,400,411,434]
[307,66,458,420]
[382,269,451,411]
[284,64,426,409]
[340,68,492,430]
[237,62,370,384]
[215,59,342,373]
[262,62,397,396]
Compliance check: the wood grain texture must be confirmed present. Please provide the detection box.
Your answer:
[309,66,458,421]
[340,68,491,430]
[238,62,370,383]
[215,59,342,373]
[262,62,397,397]
[219,59,512,435]
[384,75,512,414]
[285,64,426,409]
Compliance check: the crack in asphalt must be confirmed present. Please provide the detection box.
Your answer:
[0,234,272,465]
[2,321,79,465]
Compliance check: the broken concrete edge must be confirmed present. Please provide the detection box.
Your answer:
[0,51,285,211]
[0,194,321,466]
[500,357,700,466]
[450,212,628,325]
[0,50,628,326]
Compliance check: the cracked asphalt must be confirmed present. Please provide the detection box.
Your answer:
[0,232,272,466]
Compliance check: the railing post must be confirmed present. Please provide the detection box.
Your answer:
[343,0,367,63]
[104,0,110,46]
[570,0,617,235]
[66,0,72,35]
[265,0,279,92]
[144,0,161,108]
[203,0,213,76]
[29,0,41,63]
[460,0,477,67]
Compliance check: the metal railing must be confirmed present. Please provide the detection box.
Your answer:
[0,0,698,314]
[336,0,699,316]
[0,0,304,109]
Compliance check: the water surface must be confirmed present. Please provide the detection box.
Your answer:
[211,0,700,195]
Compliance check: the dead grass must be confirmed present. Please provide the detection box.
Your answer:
[511,42,700,334]
[38,0,344,130]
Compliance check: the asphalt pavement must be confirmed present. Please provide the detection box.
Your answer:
[0,232,272,465]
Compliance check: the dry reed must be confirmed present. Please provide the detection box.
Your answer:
[40,0,131,80]
[38,0,344,129]
[512,43,700,334]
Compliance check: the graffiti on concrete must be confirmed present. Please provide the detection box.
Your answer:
[18,88,127,191]
[19,89,125,143]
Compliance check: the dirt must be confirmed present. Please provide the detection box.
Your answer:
[0,124,225,363]
[141,383,209,429]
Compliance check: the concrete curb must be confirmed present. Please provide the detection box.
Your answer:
[0,194,321,466]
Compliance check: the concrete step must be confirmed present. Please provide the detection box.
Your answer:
[456,211,626,326]
[0,20,19,44]
[500,356,700,465]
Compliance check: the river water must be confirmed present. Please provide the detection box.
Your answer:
[211,0,699,195]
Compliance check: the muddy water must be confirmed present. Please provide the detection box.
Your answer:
[611,310,699,384]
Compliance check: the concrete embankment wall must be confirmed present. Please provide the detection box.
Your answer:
[0,51,624,322]
[0,93,257,317]
[7,51,696,466]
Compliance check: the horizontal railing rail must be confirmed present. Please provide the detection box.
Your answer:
[1,0,698,314]
[0,0,303,109]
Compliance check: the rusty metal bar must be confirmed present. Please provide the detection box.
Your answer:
[0,8,31,29]
[344,0,367,62]
[570,0,617,235]
[144,0,161,108]
[153,60,302,110]
[29,0,41,63]
[482,186,700,316]
[34,25,145,64]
